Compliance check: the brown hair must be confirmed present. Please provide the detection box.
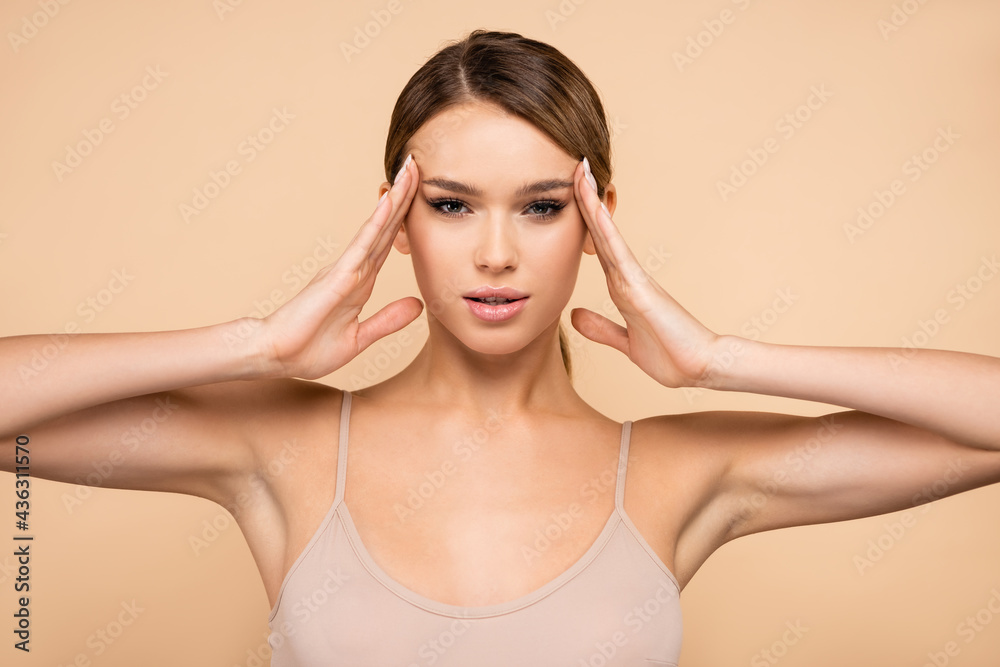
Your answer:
[383,29,613,379]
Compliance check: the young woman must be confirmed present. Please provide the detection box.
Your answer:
[3,30,999,666]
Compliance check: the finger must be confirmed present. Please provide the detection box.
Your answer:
[330,157,418,296]
[368,156,420,268]
[362,156,423,288]
[573,160,614,266]
[341,169,403,266]
[570,307,630,356]
[574,160,649,288]
[355,296,424,353]
[573,159,622,270]
[358,156,415,263]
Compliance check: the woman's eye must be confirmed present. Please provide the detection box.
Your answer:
[428,199,469,218]
[427,198,566,220]
[526,201,566,220]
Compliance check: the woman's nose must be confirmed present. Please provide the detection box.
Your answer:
[474,216,518,272]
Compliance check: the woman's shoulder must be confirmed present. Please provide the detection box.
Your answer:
[626,409,835,506]
[628,409,811,480]
[632,409,809,448]
[178,375,342,404]
[173,378,345,461]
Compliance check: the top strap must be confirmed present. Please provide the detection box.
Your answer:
[614,420,633,511]
[333,390,353,505]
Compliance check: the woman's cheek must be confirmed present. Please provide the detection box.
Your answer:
[529,224,586,269]
[408,224,466,306]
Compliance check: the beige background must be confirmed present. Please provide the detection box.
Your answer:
[2,0,999,665]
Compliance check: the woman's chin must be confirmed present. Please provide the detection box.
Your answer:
[447,326,550,361]
[460,335,535,359]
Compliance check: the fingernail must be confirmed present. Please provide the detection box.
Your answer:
[600,202,611,218]
[394,153,412,185]
[377,191,389,208]
[582,157,598,193]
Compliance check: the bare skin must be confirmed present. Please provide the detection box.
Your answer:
[2,101,1000,616]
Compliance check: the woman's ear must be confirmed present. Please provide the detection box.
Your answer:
[604,182,617,218]
[379,181,412,255]
[584,182,617,256]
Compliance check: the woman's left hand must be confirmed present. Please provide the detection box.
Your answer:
[570,157,721,389]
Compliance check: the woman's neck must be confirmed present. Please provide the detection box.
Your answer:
[367,317,587,418]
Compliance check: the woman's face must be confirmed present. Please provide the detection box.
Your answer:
[379,100,616,358]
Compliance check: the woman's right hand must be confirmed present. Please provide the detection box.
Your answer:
[250,154,423,380]
[0,157,421,503]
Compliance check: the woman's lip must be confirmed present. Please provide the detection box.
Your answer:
[463,286,529,300]
[463,297,528,322]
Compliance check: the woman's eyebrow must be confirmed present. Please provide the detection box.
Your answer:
[421,178,481,196]
[515,179,574,196]
[421,178,574,197]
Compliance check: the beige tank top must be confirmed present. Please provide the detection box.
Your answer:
[266,391,683,666]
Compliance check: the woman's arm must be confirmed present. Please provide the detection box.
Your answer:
[0,155,422,503]
[569,157,1000,566]
[703,339,1000,452]
[0,321,272,501]
[0,320,257,440]
[677,340,1000,544]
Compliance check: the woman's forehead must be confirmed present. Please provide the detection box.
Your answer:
[408,104,576,181]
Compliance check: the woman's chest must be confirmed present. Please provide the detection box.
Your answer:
[341,427,626,607]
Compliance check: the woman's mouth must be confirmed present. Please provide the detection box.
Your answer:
[467,296,518,305]
[462,286,529,322]
[463,296,528,322]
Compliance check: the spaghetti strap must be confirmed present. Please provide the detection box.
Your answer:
[333,390,352,505]
[614,420,632,512]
